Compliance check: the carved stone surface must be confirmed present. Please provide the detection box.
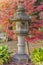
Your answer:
[10,0,30,22]
[10,0,31,64]
[13,54,29,63]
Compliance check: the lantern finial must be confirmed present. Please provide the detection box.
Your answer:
[10,0,30,21]
[19,0,24,3]
[17,0,24,12]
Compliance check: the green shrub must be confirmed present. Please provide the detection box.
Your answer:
[31,48,43,65]
[0,45,12,65]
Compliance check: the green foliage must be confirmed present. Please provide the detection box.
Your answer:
[31,48,43,64]
[39,28,43,32]
[35,0,43,5]
[0,45,12,65]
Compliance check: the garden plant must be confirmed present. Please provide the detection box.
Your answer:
[31,48,43,65]
[0,0,43,42]
[0,45,12,65]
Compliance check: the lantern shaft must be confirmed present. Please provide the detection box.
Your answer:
[18,35,25,54]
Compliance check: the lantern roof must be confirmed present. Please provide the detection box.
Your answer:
[10,0,30,22]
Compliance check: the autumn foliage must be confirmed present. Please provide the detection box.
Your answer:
[0,0,43,42]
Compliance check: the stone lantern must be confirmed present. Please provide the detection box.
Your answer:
[10,0,31,64]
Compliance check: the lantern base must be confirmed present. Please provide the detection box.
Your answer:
[13,54,29,63]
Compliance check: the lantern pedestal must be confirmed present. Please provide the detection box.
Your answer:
[13,54,29,63]
[13,35,29,63]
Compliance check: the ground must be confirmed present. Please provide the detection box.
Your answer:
[0,40,43,65]
[0,41,43,55]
